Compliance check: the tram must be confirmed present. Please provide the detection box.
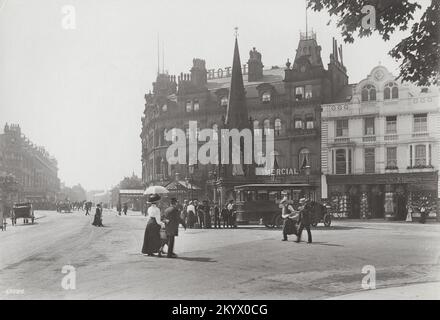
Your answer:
[234,183,316,228]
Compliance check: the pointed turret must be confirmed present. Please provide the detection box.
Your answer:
[225,37,248,130]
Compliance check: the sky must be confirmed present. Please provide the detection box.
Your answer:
[0,0,428,191]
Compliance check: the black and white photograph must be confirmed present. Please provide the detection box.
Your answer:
[0,0,439,305]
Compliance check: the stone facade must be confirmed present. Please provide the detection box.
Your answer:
[140,32,348,205]
[321,65,440,220]
[0,124,60,203]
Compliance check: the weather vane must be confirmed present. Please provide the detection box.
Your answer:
[234,27,239,38]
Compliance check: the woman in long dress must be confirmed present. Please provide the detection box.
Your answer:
[142,194,163,256]
[92,204,103,227]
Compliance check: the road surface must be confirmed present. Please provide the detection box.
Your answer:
[1,209,439,299]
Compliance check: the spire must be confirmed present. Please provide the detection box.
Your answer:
[225,35,248,130]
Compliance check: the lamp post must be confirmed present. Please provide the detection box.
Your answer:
[189,165,194,200]
[304,165,311,200]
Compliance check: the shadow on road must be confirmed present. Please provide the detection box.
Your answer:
[307,241,344,247]
[177,256,217,263]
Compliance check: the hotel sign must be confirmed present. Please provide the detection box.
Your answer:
[207,64,248,80]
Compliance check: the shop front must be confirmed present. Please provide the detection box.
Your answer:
[326,171,438,220]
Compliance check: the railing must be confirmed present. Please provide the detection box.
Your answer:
[412,132,429,138]
[384,134,398,141]
[333,137,350,144]
[362,136,376,142]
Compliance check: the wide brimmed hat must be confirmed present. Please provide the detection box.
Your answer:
[147,193,161,203]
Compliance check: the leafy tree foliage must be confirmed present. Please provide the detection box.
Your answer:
[308,0,439,86]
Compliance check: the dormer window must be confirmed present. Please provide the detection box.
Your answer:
[384,82,398,100]
[361,84,376,102]
[220,96,228,107]
[262,92,271,103]
[193,100,200,111]
[186,100,192,112]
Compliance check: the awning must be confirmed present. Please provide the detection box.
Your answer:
[165,180,201,192]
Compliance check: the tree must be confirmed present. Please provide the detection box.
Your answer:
[308,0,440,86]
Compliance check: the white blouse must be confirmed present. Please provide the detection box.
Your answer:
[147,205,163,226]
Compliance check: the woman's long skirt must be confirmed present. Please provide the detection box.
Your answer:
[142,218,161,255]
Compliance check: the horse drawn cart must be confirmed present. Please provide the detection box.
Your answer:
[11,202,35,225]
[57,201,72,213]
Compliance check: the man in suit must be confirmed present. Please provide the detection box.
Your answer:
[163,198,186,258]
[296,198,312,243]
[212,202,220,228]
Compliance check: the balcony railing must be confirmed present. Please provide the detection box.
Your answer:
[333,137,350,144]
[362,136,376,143]
[384,134,398,141]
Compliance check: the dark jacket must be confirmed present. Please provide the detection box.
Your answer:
[164,205,186,236]
[299,206,312,226]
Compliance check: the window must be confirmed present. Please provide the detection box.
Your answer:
[384,82,399,100]
[193,100,200,111]
[364,148,375,173]
[220,96,228,107]
[263,119,271,135]
[364,117,375,135]
[415,145,426,166]
[361,84,376,101]
[306,114,314,129]
[275,119,282,136]
[335,149,347,174]
[386,116,397,134]
[186,100,192,112]
[162,104,168,112]
[294,119,303,129]
[336,119,348,137]
[295,87,304,101]
[299,148,310,169]
[414,114,427,133]
[262,92,271,103]
[212,124,218,141]
[253,120,260,136]
[386,147,397,168]
[171,128,178,142]
[305,85,313,99]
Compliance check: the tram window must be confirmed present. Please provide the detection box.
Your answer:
[257,191,268,201]
[268,192,277,201]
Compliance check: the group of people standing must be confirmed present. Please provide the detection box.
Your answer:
[142,194,186,258]
[280,197,313,243]
[181,199,237,229]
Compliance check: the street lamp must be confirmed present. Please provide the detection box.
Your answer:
[303,165,311,199]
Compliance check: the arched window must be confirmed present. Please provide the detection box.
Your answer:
[384,82,399,100]
[299,148,310,169]
[361,84,376,102]
[193,100,200,111]
[262,92,271,103]
[220,96,228,107]
[275,119,282,136]
[186,100,192,112]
